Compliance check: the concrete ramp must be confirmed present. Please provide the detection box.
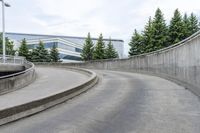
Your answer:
[0,66,97,126]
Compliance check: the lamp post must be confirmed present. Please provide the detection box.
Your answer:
[0,0,10,63]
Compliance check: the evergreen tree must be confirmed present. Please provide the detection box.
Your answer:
[93,33,105,60]
[18,38,29,59]
[151,8,168,50]
[105,38,118,59]
[81,33,94,61]
[50,44,60,62]
[27,51,33,62]
[129,29,143,56]
[5,38,15,55]
[169,9,185,44]
[31,41,51,62]
[188,13,199,36]
[142,17,154,53]
[183,13,191,38]
[0,33,15,55]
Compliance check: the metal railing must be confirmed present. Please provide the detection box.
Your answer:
[0,55,25,65]
[0,59,35,79]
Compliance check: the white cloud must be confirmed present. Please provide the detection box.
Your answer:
[1,0,200,56]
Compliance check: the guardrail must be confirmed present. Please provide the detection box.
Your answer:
[0,55,25,65]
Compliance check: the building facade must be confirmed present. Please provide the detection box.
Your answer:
[6,33,124,62]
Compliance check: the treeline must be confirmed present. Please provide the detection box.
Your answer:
[18,39,60,62]
[81,33,118,61]
[129,8,200,56]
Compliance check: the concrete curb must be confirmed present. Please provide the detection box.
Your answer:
[0,67,98,126]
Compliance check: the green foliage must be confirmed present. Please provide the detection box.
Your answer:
[5,38,15,55]
[183,13,191,38]
[31,41,51,62]
[169,9,185,44]
[151,8,168,49]
[105,38,118,59]
[0,33,15,55]
[188,13,199,36]
[129,8,200,56]
[81,33,94,61]
[27,51,33,61]
[50,44,60,62]
[18,38,29,59]
[93,34,105,60]
[142,17,154,53]
[129,29,143,56]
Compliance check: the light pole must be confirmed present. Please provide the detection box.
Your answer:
[0,0,10,63]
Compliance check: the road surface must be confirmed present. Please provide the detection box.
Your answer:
[0,70,200,133]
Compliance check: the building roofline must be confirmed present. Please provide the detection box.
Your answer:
[5,32,124,42]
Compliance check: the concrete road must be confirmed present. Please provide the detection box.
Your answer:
[0,70,200,133]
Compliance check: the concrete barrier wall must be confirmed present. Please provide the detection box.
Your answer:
[0,62,36,95]
[35,31,200,96]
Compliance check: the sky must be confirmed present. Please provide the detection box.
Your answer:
[1,0,200,56]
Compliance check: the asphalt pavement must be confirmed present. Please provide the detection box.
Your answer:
[0,70,200,133]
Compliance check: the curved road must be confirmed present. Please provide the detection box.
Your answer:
[0,70,200,133]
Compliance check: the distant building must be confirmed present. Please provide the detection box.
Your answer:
[6,33,124,62]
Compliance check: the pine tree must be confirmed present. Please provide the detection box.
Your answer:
[188,13,199,36]
[0,33,15,55]
[129,29,143,56]
[31,41,51,62]
[81,33,94,61]
[27,51,33,62]
[5,38,15,55]
[50,44,60,62]
[18,38,29,59]
[143,17,154,53]
[105,38,118,59]
[151,8,168,50]
[183,13,191,38]
[93,33,105,60]
[169,9,185,44]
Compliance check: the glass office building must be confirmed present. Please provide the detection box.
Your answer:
[6,33,124,62]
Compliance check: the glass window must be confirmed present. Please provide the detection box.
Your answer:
[75,48,82,53]
[27,44,37,49]
[44,42,57,48]
[59,53,81,61]
[57,42,75,52]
